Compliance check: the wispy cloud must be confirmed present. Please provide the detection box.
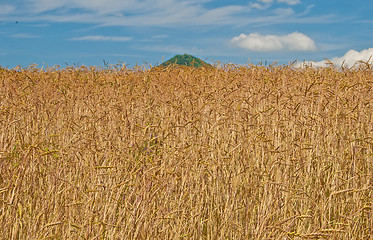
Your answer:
[277,0,301,5]
[273,7,294,16]
[0,5,15,15]
[21,0,247,24]
[230,32,317,52]
[152,34,168,39]
[135,44,204,55]
[300,48,373,68]
[250,0,301,10]
[10,33,40,38]
[69,35,132,42]
[4,1,249,27]
[0,49,9,56]
[250,1,271,10]
[0,0,327,27]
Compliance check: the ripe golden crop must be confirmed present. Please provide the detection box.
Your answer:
[0,64,372,239]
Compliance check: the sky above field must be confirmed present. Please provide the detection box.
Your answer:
[1,0,373,68]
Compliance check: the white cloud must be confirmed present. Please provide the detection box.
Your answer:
[230,32,317,52]
[0,5,15,15]
[0,0,329,28]
[250,0,272,10]
[277,0,301,5]
[25,0,138,14]
[10,33,40,38]
[152,34,168,39]
[7,0,249,27]
[24,0,243,18]
[69,35,132,42]
[273,7,294,16]
[251,0,300,9]
[0,49,9,56]
[249,3,267,10]
[135,44,204,55]
[300,48,373,68]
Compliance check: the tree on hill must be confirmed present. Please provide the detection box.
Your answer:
[160,54,212,68]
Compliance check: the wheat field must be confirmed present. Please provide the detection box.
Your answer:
[0,63,372,239]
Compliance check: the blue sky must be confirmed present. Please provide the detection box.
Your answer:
[1,0,373,68]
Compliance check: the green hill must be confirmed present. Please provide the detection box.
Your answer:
[160,54,212,68]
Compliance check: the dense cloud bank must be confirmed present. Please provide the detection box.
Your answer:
[299,48,373,68]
